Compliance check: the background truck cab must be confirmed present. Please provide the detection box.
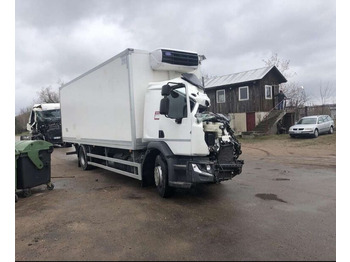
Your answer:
[25,103,64,145]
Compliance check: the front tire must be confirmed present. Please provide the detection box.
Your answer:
[313,128,319,138]
[154,155,173,198]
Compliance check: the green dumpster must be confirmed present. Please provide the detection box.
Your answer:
[15,148,20,202]
[15,140,54,192]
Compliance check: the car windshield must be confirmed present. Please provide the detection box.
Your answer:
[297,118,317,124]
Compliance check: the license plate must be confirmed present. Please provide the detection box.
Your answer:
[54,136,61,139]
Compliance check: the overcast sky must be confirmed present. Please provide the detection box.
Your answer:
[15,0,336,114]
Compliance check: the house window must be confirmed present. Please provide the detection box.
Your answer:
[216,89,225,103]
[239,86,249,101]
[265,85,272,99]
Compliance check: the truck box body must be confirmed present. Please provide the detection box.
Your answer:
[60,49,198,150]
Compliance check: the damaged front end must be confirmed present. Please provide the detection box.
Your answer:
[196,112,244,182]
[32,119,63,145]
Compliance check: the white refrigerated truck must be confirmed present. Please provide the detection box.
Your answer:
[60,48,244,197]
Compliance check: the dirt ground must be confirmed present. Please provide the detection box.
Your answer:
[15,133,336,261]
[240,133,336,168]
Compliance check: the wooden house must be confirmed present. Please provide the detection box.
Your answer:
[204,66,287,133]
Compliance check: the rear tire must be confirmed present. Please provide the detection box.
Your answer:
[328,126,334,134]
[79,145,93,170]
[154,155,173,198]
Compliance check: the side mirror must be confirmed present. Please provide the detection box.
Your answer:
[161,84,172,96]
[159,97,169,115]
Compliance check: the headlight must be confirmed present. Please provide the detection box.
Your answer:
[206,165,211,171]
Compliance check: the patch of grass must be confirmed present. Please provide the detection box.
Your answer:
[239,134,289,143]
[239,132,336,147]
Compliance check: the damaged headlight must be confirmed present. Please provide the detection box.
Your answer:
[191,163,213,175]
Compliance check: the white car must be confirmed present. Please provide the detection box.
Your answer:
[289,115,334,138]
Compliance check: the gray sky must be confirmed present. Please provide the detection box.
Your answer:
[15,0,336,114]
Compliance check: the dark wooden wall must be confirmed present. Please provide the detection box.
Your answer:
[205,70,283,114]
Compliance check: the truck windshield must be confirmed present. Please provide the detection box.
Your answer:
[36,109,61,121]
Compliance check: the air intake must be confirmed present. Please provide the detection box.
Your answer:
[150,48,199,72]
[161,49,198,66]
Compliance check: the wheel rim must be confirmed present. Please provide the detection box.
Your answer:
[81,155,86,166]
[80,148,86,167]
[154,166,163,187]
[315,129,318,137]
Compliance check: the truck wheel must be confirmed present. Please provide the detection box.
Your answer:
[154,155,173,198]
[79,145,92,170]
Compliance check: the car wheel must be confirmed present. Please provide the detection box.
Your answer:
[328,126,334,134]
[154,155,173,198]
[313,129,319,138]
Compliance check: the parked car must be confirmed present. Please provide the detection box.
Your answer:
[289,115,334,138]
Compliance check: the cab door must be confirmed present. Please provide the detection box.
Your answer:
[158,85,192,155]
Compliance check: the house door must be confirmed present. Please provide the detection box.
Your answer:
[246,112,256,131]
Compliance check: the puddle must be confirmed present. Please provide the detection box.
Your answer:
[255,193,287,203]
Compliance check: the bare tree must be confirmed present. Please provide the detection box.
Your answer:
[263,53,307,108]
[36,86,60,103]
[319,81,334,105]
[284,82,309,108]
[262,53,296,79]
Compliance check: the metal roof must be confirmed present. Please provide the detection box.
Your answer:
[204,65,287,89]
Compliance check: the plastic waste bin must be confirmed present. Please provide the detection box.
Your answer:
[15,148,19,202]
[15,140,54,192]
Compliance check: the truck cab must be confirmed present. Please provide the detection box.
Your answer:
[143,73,243,197]
[26,103,64,145]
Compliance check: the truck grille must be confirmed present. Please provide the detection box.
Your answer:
[217,143,234,163]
